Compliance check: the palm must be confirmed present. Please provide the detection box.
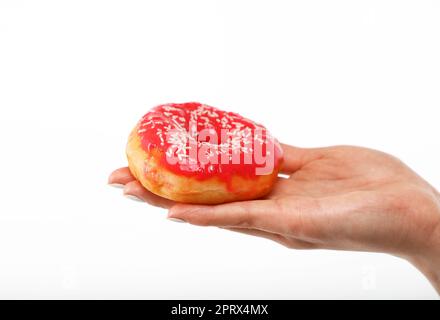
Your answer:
[109,144,439,255]
[260,145,437,253]
[270,146,409,199]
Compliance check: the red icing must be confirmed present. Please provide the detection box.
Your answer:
[138,102,283,186]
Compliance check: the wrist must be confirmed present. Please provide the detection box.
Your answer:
[407,250,440,294]
[407,191,440,294]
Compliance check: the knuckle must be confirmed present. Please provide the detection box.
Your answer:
[235,204,254,228]
[281,198,313,236]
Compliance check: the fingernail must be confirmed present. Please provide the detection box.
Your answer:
[108,183,124,189]
[167,217,186,223]
[124,194,143,202]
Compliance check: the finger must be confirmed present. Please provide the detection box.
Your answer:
[124,180,174,209]
[223,227,317,249]
[168,200,288,233]
[221,227,290,247]
[280,143,320,174]
[108,167,136,186]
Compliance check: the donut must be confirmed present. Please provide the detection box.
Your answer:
[126,102,283,204]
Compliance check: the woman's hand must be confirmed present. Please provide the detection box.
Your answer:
[109,144,440,292]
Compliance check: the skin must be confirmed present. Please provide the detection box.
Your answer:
[108,144,440,293]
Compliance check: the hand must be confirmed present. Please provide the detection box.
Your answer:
[109,144,440,292]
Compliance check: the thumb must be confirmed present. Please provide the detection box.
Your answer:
[280,143,322,174]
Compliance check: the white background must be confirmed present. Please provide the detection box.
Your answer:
[0,0,439,299]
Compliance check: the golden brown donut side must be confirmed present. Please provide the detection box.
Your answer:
[126,124,281,204]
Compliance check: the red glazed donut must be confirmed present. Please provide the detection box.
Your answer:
[126,102,283,204]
